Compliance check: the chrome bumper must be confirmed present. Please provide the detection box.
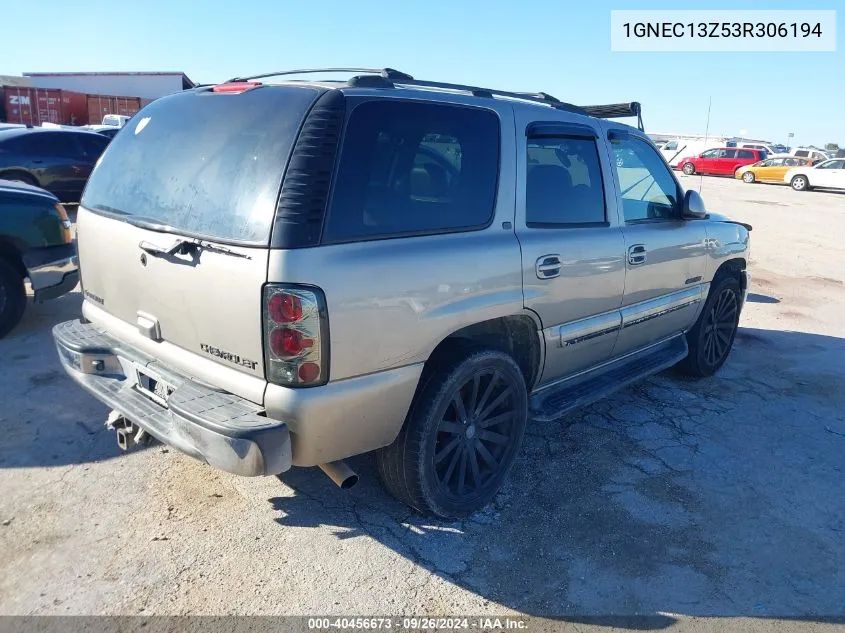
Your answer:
[53,319,291,477]
[24,243,79,302]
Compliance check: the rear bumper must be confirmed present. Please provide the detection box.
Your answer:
[23,242,79,302]
[53,319,291,476]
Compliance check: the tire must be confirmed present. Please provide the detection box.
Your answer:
[376,348,528,518]
[0,257,26,339]
[742,171,755,183]
[677,276,741,378]
[0,171,38,187]
[791,175,810,191]
[682,163,695,175]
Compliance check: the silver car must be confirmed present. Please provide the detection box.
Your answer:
[54,68,750,518]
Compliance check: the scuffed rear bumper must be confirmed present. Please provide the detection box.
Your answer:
[53,319,291,476]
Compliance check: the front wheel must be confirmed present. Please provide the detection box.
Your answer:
[682,163,696,175]
[791,175,810,191]
[742,171,755,183]
[0,258,26,339]
[376,348,528,518]
[677,276,741,378]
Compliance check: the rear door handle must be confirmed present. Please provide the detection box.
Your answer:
[535,254,561,279]
[628,244,647,265]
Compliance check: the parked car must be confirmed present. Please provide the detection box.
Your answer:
[785,158,845,191]
[53,69,750,517]
[658,137,726,167]
[101,114,130,128]
[791,147,829,164]
[82,124,121,140]
[735,156,813,184]
[679,148,765,176]
[0,128,110,202]
[0,180,79,337]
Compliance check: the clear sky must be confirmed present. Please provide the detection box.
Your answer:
[1,0,841,147]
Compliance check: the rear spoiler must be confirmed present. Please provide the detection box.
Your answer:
[579,102,643,132]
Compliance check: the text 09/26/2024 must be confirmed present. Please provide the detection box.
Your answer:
[611,10,836,52]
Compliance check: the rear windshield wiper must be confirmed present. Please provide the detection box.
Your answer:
[139,237,251,260]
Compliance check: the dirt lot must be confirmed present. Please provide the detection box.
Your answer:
[1,175,843,630]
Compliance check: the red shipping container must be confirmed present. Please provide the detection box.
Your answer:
[1,86,88,125]
[86,94,141,125]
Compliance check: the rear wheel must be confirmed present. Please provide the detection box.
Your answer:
[0,258,26,339]
[791,175,810,191]
[376,348,528,518]
[742,171,755,183]
[682,163,696,175]
[677,276,741,378]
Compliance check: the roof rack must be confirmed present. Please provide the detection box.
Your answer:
[227,68,413,83]
[578,102,644,131]
[350,76,586,115]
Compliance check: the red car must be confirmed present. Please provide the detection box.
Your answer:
[678,148,765,176]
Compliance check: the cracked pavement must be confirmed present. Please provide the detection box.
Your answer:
[1,176,844,630]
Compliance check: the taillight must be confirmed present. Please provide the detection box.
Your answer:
[54,203,73,243]
[212,81,261,93]
[263,285,328,387]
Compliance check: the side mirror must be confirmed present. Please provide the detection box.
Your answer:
[682,189,707,219]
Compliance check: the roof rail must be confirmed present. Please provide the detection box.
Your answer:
[364,77,586,115]
[579,102,644,131]
[226,68,413,83]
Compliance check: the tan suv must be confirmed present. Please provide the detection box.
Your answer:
[54,68,751,518]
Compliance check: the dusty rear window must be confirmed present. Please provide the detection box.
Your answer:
[82,86,318,244]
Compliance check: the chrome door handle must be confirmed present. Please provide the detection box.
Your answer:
[536,254,561,279]
[628,244,647,265]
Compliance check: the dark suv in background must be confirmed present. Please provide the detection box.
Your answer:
[0,128,110,202]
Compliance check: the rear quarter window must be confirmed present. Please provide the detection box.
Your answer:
[323,100,500,243]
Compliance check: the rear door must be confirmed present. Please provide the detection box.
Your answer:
[606,128,707,357]
[76,86,320,402]
[714,149,737,174]
[515,113,626,384]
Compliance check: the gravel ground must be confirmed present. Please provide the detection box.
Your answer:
[1,175,844,631]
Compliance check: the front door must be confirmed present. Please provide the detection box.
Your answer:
[696,149,719,174]
[605,128,708,358]
[812,159,845,188]
[515,115,626,385]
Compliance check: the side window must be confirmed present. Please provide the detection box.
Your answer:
[737,150,755,159]
[758,159,773,167]
[324,100,499,242]
[39,133,80,158]
[795,150,809,157]
[700,149,718,158]
[78,134,109,158]
[819,160,845,169]
[768,158,785,166]
[718,149,737,159]
[525,136,606,226]
[663,141,678,151]
[610,135,681,223]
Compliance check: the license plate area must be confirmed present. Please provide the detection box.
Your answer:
[134,366,174,406]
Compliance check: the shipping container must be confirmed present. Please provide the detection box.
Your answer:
[85,94,141,125]
[1,86,87,125]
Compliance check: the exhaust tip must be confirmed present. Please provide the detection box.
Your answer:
[318,461,359,490]
[339,473,359,490]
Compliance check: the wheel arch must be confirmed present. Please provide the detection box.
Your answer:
[0,237,27,279]
[422,315,543,391]
[713,257,746,294]
[0,169,39,187]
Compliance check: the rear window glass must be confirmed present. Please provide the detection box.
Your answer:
[81,86,318,244]
[323,100,499,243]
